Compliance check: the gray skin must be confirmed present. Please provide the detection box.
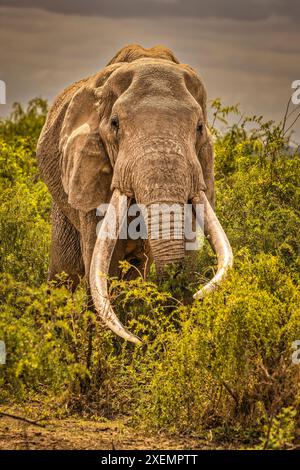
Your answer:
[37,44,215,291]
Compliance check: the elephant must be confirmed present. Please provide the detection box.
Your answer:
[37,44,233,344]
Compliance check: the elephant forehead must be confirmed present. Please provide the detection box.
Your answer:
[108,59,203,101]
[116,92,200,126]
[115,75,200,118]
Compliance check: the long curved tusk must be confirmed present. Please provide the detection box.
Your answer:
[90,189,142,344]
[192,191,233,300]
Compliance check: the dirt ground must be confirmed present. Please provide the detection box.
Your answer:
[0,406,222,450]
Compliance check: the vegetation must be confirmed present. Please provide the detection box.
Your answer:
[0,98,299,449]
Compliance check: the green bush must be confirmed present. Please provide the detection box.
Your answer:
[0,99,299,447]
[133,253,300,433]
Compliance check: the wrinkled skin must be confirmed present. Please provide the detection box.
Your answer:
[37,44,215,285]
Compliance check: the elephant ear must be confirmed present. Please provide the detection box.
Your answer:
[59,85,112,212]
[182,65,215,208]
[198,125,215,209]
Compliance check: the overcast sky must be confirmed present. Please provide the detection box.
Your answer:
[0,0,299,140]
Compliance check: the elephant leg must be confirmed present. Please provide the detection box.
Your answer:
[78,210,98,281]
[49,202,84,289]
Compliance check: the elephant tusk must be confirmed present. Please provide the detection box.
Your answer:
[192,191,233,300]
[90,188,142,344]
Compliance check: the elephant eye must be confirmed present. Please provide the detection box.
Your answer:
[111,116,119,132]
[196,122,204,135]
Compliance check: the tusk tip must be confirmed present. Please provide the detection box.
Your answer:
[118,325,143,345]
[129,334,143,345]
[193,290,204,300]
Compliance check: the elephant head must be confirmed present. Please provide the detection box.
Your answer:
[58,46,233,344]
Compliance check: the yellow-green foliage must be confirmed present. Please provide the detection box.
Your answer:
[0,101,51,284]
[0,99,299,447]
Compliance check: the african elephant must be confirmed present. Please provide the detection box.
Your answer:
[37,44,233,344]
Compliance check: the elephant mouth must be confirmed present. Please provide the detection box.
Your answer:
[89,188,233,344]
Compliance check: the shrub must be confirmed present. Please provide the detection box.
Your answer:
[0,99,299,447]
[132,253,300,435]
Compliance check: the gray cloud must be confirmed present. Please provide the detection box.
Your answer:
[0,0,300,21]
[0,5,299,141]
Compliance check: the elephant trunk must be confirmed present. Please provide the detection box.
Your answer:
[146,202,185,276]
